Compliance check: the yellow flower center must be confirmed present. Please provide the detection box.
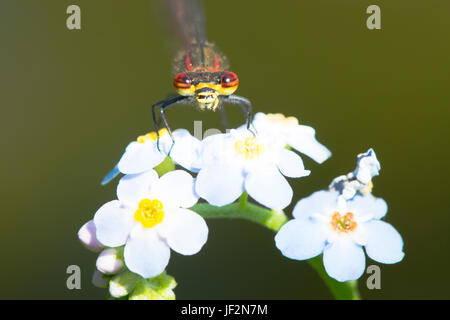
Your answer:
[234,136,265,160]
[330,212,357,233]
[137,129,169,143]
[134,199,165,228]
[266,113,299,126]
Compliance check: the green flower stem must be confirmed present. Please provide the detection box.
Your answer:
[191,193,361,300]
[191,196,287,232]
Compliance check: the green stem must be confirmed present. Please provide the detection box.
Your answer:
[191,194,287,232]
[191,193,361,300]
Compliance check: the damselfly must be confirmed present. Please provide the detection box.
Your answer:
[101,0,254,185]
[153,0,253,146]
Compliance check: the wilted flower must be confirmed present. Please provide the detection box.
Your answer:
[329,148,380,200]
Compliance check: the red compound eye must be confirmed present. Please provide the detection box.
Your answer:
[173,73,191,89]
[221,72,239,88]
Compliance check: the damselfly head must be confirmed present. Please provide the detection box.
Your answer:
[173,71,239,110]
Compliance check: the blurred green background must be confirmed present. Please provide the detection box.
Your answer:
[1,0,449,299]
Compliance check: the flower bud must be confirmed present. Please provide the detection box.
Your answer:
[96,248,124,275]
[92,270,109,288]
[109,271,140,298]
[78,220,104,252]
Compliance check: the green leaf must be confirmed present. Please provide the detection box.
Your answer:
[129,271,177,300]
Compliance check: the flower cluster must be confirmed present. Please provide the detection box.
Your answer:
[79,112,331,298]
[275,149,405,282]
[79,111,404,299]
[192,113,331,209]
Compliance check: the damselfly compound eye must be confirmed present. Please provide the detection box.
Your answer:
[221,72,239,88]
[173,72,192,89]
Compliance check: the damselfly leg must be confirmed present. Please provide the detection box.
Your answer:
[222,95,256,135]
[219,107,230,131]
[152,95,192,152]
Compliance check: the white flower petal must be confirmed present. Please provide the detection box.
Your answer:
[78,220,104,252]
[287,125,331,164]
[323,239,366,282]
[124,227,170,279]
[292,190,339,220]
[116,170,158,206]
[151,170,199,208]
[94,200,134,248]
[169,129,201,172]
[362,220,404,264]
[195,164,245,206]
[195,132,237,168]
[347,195,387,220]
[245,166,293,210]
[161,208,208,255]
[118,141,165,175]
[252,112,268,127]
[275,218,326,260]
[277,149,311,178]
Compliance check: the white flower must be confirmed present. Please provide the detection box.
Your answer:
[78,220,104,252]
[243,112,331,164]
[275,191,404,282]
[102,129,201,185]
[94,169,208,278]
[194,129,310,210]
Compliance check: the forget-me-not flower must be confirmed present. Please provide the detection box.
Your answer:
[242,112,331,164]
[193,128,311,210]
[94,169,208,278]
[275,191,404,282]
[102,129,201,185]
